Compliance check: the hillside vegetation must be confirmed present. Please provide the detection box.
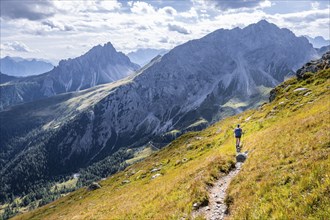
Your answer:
[13,69,329,219]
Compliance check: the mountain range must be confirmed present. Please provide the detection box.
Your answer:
[10,57,330,219]
[0,20,319,202]
[127,48,168,66]
[304,35,330,48]
[0,57,54,77]
[0,42,140,110]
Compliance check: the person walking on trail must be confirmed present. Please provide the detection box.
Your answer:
[234,124,243,149]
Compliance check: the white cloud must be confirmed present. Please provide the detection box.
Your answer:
[130,1,156,14]
[53,0,121,13]
[42,20,75,32]
[0,0,56,21]
[311,2,320,10]
[0,0,328,63]
[1,41,32,52]
[180,7,199,19]
[159,6,177,16]
[168,23,190,35]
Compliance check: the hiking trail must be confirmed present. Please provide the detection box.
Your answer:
[192,151,248,220]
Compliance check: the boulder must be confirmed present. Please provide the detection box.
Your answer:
[88,182,102,191]
[150,168,161,173]
[122,180,130,184]
[269,88,277,102]
[293,88,308,92]
[236,153,247,163]
[151,173,162,179]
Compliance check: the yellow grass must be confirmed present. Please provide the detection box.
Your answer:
[13,69,330,219]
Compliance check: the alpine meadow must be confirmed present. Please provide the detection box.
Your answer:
[0,0,329,219]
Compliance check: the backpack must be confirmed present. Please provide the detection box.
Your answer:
[234,128,242,136]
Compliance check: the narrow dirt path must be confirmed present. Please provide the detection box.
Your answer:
[192,161,244,220]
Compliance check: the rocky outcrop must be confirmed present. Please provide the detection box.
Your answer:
[270,51,329,102]
[296,51,330,79]
[87,182,102,191]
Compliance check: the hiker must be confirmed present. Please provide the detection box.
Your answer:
[234,124,242,148]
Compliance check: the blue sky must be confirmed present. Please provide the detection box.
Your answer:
[0,0,329,64]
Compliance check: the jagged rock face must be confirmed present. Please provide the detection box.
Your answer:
[0,21,318,197]
[296,51,330,78]
[0,43,140,110]
[87,20,317,155]
[45,21,318,162]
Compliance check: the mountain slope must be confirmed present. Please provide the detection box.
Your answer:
[12,67,330,220]
[0,73,18,84]
[0,43,140,110]
[0,21,318,201]
[0,56,54,77]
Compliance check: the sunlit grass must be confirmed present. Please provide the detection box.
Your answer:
[13,69,330,219]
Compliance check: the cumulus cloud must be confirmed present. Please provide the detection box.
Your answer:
[0,41,32,52]
[159,6,177,16]
[130,1,156,14]
[0,0,56,20]
[168,23,190,35]
[137,25,149,31]
[42,20,75,32]
[159,37,169,43]
[282,10,329,23]
[205,0,269,10]
[311,2,320,10]
[52,0,121,14]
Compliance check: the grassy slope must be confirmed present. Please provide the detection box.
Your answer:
[227,70,330,219]
[13,69,329,220]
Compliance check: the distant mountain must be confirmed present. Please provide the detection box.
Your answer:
[316,45,330,56]
[0,56,54,76]
[304,35,330,48]
[0,20,318,201]
[12,67,330,220]
[127,48,168,66]
[0,72,18,84]
[0,42,140,110]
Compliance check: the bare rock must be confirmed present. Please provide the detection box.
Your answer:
[88,182,101,191]
[122,180,130,184]
[296,51,330,79]
[236,153,247,163]
[151,173,162,179]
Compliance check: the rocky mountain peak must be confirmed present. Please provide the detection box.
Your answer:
[0,41,140,110]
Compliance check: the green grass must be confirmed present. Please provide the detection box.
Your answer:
[13,69,330,219]
[51,179,78,193]
[125,146,157,165]
[226,70,330,219]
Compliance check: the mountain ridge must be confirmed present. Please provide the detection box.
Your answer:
[10,65,330,220]
[304,35,330,48]
[0,42,140,110]
[0,20,318,204]
[0,56,54,77]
